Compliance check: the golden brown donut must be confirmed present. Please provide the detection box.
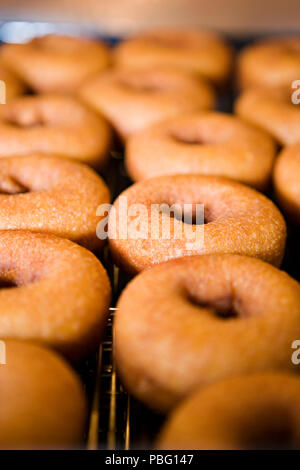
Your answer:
[115,255,300,412]
[235,88,300,146]
[0,34,111,93]
[0,230,111,360]
[0,60,26,101]
[0,340,87,449]
[114,28,233,85]
[273,144,300,224]
[158,373,300,449]
[237,36,300,94]
[126,111,276,190]
[0,94,111,168]
[108,175,286,275]
[79,66,215,139]
[0,155,110,251]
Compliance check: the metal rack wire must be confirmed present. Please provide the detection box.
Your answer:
[86,153,164,450]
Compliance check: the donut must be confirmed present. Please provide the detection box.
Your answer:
[0,340,87,449]
[0,34,111,93]
[157,373,300,449]
[235,88,300,146]
[114,28,233,85]
[126,111,276,190]
[273,144,300,224]
[79,66,215,139]
[115,255,300,412]
[0,155,110,251]
[237,36,300,94]
[108,175,286,274]
[0,60,26,101]
[0,94,111,168]
[0,230,111,360]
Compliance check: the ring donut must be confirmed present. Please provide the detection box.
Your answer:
[0,94,111,168]
[0,60,26,101]
[237,36,300,94]
[157,373,300,449]
[114,28,233,85]
[0,340,87,449]
[108,175,286,274]
[0,231,111,360]
[273,144,300,224]
[235,88,300,146]
[115,255,300,411]
[79,66,215,139]
[1,34,111,93]
[126,111,276,190]
[0,155,110,251]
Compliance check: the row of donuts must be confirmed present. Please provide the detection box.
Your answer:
[0,29,299,450]
[0,93,297,225]
[0,36,115,449]
[1,30,300,94]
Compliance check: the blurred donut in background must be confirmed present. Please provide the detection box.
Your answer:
[79,66,216,139]
[273,144,300,224]
[114,28,233,85]
[237,36,300,94]
[0,34,111,93]
[235,88,300,146]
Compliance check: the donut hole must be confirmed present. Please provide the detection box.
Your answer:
[186,292,239,319]
[171,133,205,145]
[0,176,29,195]
[120,76,172,93]
[0,278,17,289]
[165,203,211,225]
[4,114,46,128]
[238,406,294,449]
[0,268,39,287]
[170,128,211,146]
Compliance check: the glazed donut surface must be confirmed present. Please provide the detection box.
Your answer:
[108,175,286,274]
[237,36,300,94]
[79,66,215,139]
[0,340,87,449]
[115,255,300,412]
[114,28,233,85]
[0,94,111,168]
[235,89,300,145]
[0,155,110,251]
[1,34,111,93]
[0,231,111,360]
[126,111,276,190]
[158,373,300,449]
[274,144,300,224]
